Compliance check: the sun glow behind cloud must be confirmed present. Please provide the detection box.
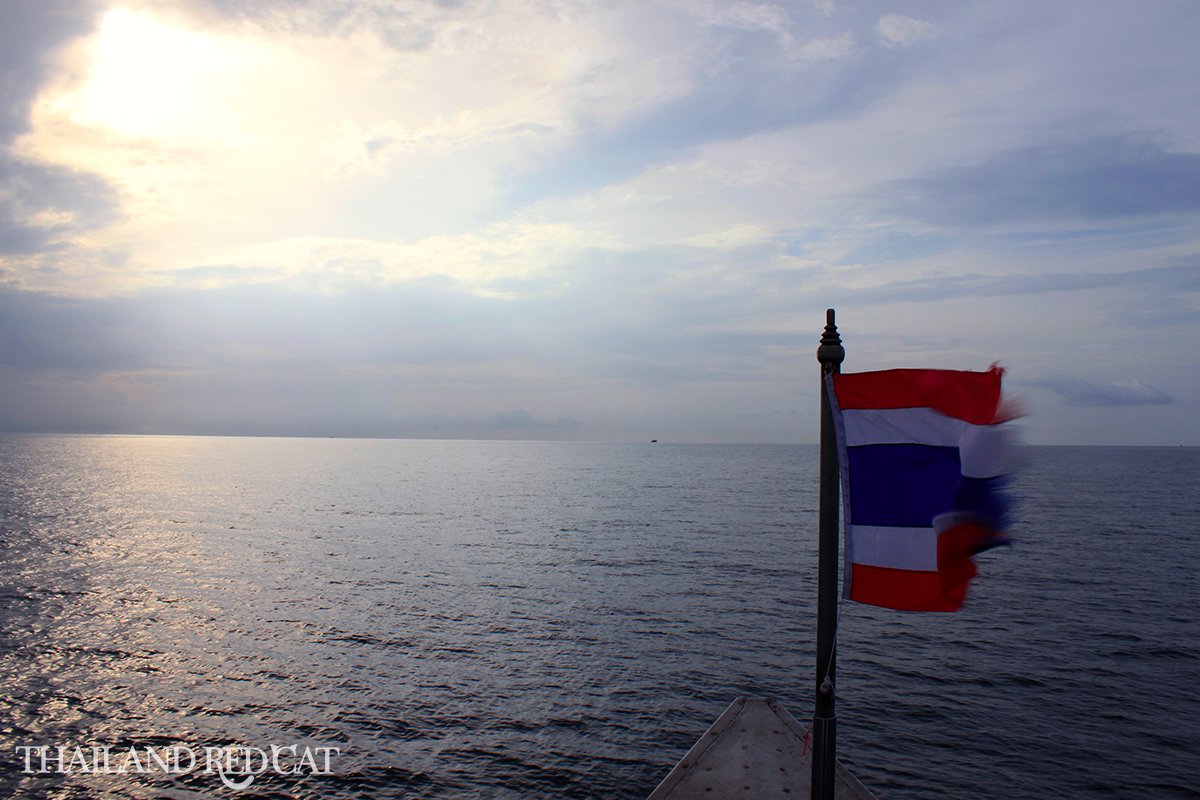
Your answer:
[13,2,697,294]
[52,8,259,142]
[17,6,349,286]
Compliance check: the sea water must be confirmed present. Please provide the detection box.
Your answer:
[0,436,1196,798]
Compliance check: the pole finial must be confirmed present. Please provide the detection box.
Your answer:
[817,308,845,370]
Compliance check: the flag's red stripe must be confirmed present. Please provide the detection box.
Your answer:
[848,520,999,611]
[833,367,1002,425]
[848,564,963,611]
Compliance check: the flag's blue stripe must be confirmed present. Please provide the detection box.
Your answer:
[953,475,1012,529]
[846,444,960,528]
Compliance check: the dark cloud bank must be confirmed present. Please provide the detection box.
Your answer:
[1028,375,1175,407]
[884,135,1200,227]
[0,0,120,257]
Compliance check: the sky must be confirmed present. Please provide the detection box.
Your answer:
[0,0,1197,444]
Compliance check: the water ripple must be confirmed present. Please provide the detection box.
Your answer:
[0,438,1196,799]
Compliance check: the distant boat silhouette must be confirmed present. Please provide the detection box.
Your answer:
[650,439,658,443]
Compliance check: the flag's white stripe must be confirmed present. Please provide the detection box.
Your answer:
[841,407,1010,478]
[842,407,964,447]
[847,524,938,571]
[957,422,1013,479]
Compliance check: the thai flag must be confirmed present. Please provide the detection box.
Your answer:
[829,365,1014,611]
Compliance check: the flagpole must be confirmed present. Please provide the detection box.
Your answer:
[814,308,844,800]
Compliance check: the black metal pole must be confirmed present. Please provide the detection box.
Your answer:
[813,308,844,800]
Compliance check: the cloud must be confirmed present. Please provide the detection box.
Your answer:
[0,0,120,262]
[503,51,891,204]
[0,156,120,255]
[495,4,949,206]
[1028,375,1175,407]
[876,14,934,48]
[0,281,587,436]
[170,0,442,50]
[883,135,1200,227]
[0,0,101,141]
[0,249,808,437]
[458,409,584,434]
[839,263,1200,305]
